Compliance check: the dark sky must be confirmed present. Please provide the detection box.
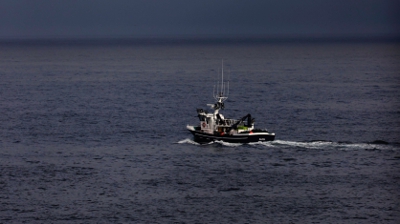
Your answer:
[1,0,399,39]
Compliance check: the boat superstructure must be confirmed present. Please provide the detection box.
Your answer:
[186,61,275,143]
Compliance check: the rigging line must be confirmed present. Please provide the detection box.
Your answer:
[221,59,224,96]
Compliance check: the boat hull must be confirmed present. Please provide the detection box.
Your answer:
[187,126,275,143]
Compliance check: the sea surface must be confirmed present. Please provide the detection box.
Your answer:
[0,39,399,223]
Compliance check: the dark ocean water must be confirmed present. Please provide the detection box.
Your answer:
[0,40,399,223]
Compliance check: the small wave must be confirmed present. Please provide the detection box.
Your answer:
[176,139,241,146]
[248,141,276,147]
[213,140,243,147]
[176,138,201,145]
[272,140,336,149]
[273,140,398,151]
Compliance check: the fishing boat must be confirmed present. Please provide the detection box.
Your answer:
[186,61,275,143]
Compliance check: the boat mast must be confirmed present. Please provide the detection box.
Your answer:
[214,59,229,103]
[221,59,224,97]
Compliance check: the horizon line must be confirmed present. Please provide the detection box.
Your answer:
[0,35,399,45]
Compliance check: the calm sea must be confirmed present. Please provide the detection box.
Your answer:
[0,39,399,223]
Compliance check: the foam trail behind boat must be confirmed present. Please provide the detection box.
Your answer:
[178,139,400,151]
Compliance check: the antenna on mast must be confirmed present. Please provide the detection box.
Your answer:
[221,59,224,96]
[213,59,229,103]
